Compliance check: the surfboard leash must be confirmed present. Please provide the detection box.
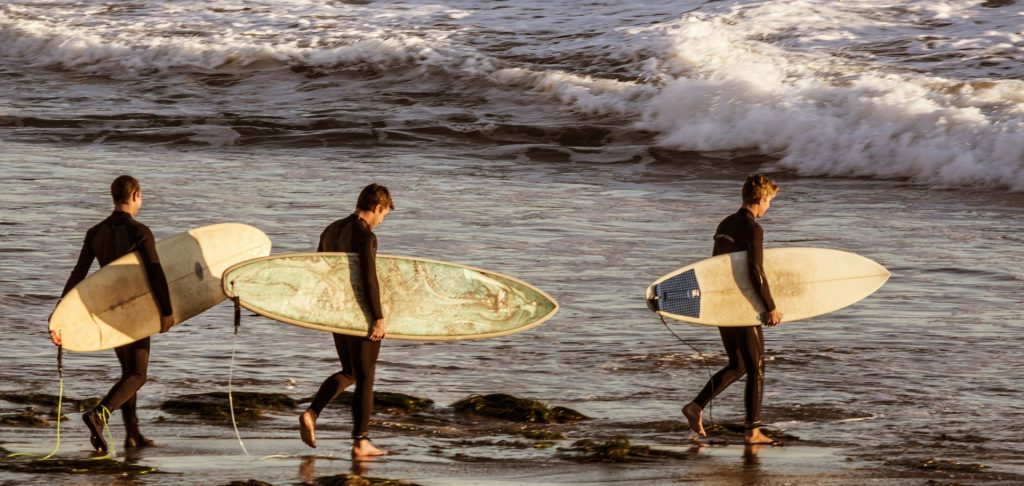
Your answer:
[228,296,251,456]
[657,314,716,428]
[90,405,115,460]
[6,344,65,461]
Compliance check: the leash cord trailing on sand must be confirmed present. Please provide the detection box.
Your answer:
[228,296,251,456]
[658,314,715,428]
[6,344,65,461]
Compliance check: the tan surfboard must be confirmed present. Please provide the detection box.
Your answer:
[222,253,559,341]
[646,247,890,326]
[50,223,272,352]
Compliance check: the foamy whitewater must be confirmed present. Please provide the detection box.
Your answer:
[1,0,1022,189]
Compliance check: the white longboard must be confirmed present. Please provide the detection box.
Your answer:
[646,247,889,326]
[222,253,558,341]
[50,223,272,352]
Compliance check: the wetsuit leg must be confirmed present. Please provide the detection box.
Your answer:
[308,333,357,416]
[341,335,380,439]
[100,337,150,414]
[737,325,765,427]
[693,327,746,408]
[122,394,140,436]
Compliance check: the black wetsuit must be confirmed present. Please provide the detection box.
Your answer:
[693,208,775,427]
[308,214,383,439]
[60,210,173,436]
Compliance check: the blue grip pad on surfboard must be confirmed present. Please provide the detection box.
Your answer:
[655,270,701,318]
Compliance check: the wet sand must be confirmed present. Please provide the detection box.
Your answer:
[4,391,1021,485]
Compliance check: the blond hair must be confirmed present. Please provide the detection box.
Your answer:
[742,174,779,204]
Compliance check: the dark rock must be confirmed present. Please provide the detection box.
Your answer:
[161,392,297,421]
[341,391,433,413]
[0,457,157,475]
[559,436,690,463]
[451,394,587,424]
[551,406,589,423]
[306,473,422,485]
[0,410,49,427]
[298,391,434,413]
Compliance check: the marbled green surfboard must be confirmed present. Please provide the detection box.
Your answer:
[222,253,558,340]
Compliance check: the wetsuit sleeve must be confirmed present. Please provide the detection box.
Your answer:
[359,232,384,321]
[60,229,96,298]
[137,226,174,317]
[748,224,776,313]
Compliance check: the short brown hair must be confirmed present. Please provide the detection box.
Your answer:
[356,183,394,211]
[111,175,140,204]
[742,174,778,204]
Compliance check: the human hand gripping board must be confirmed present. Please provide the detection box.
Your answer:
[222,253,558,340]
[646,247,889,326]
[49,223,272,352]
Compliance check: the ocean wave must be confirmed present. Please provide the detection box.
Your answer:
[637,2,1024,191]
[1,0,1022,190]
[0,11,445,74]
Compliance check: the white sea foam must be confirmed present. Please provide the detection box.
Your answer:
[637,1,1024,190]
[0,0,1021,189]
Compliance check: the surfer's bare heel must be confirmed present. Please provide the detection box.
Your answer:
[351,434,387,459]
[124,434,154,449]
[682,402,706,437]
[299,409,317,448]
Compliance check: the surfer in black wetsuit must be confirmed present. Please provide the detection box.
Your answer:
[299,183,393,460]
[682,174,781,446]
[51,175,174,452]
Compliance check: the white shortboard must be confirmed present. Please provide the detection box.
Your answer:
[646,247,889,326]
[50,223,272,352]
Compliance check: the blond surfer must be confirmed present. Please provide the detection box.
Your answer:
[299,183,393,459]
[682,174,781,446]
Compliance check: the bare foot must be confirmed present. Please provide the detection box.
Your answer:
[351,438,387,460]
[299,409,317,448]
[745,427,776,445]
[681,402,706,437]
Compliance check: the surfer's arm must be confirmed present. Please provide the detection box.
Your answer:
[359,232,384,321]
[137,227,174,318]
[747,224,776,313]
[60,230,96,298]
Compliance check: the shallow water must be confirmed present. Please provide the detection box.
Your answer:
[2,140,1023,484]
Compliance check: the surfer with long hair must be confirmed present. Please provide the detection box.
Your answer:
[682,174,781,446]
[52,175,174,452]
[299,183,393,460]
